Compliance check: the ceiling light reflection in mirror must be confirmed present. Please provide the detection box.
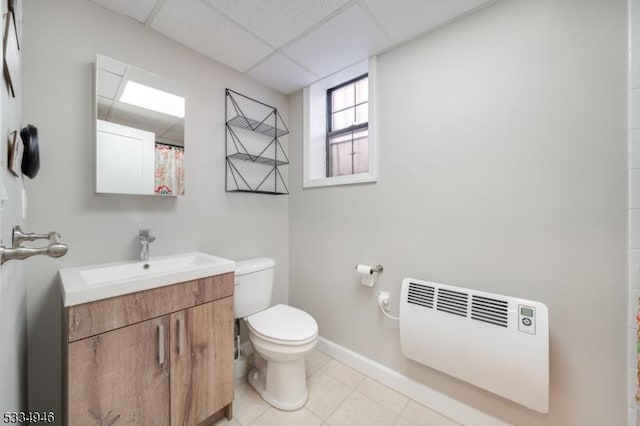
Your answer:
[119,80,185,118]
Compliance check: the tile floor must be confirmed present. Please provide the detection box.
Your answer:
[215,349,461,426]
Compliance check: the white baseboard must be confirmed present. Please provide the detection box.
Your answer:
[315,336,509,426]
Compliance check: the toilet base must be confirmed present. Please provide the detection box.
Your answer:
[245,312,318,411]
[248,365,308,411]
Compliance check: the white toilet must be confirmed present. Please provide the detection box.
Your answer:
[234,257,318,411]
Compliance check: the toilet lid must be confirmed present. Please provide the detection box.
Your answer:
[247,304,318,343]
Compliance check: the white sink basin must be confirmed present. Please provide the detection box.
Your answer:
[59,252,235,306]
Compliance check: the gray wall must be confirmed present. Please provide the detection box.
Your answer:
[0,0,27,413]
[289,0,627,425]
[22,0,289,416]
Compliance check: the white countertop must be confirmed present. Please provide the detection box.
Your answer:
[59,252,235,307]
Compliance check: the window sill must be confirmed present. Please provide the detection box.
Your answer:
[303,172,377,188]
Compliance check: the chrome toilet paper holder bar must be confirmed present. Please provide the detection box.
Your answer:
[354,264,384,274]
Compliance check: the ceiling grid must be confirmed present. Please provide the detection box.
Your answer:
[88,0,496,94]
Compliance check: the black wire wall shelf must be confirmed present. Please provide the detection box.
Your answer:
[225,89,289,195]
[227,114,289,138]
[227,153,288,167]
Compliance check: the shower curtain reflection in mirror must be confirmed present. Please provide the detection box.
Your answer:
[154,143,184,196]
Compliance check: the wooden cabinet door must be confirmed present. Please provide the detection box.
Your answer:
[170,296,234,426]
[67,315,170,426]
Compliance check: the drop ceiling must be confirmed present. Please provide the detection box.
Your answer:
[88,0,495,94]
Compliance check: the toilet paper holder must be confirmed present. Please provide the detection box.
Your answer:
[355,264,383,287]
[355,264,384,274]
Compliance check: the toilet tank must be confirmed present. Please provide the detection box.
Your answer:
[234,257,275,319]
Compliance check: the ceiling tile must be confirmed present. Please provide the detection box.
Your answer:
[150,0,274,72]
[97,55,128,76]
[89,0,495,94]
[96,69,122,99]
[89,0,159,24]
[204,0,350,48]
[282,4,390,77]
[248,54,319,94]
[362,0,494,43]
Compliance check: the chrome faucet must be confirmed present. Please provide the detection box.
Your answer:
[138,229,155,261]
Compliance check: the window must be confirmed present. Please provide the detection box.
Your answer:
[326,74,369,177]
[303,58,377,188]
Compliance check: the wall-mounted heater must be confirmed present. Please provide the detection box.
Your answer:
[399,278,549,413]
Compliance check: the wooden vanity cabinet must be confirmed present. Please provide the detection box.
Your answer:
[170,297,234,425]
[63,273,234,426]
[67,315,171,426]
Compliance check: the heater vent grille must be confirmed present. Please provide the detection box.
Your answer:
[471,295,509,327]
[436,288,468,317]
[407,282,435,308]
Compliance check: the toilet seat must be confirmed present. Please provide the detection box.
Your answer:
[247,304,318,345]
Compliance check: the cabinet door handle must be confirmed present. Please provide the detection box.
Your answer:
[177,318,184,355]
[158,324,165,365]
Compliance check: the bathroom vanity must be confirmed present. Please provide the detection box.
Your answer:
[59,253,235,425]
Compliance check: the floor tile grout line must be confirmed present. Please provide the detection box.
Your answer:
[230,349,452,426]
[234,381,270,426]
[322,382,359,424]
[356,388,402,425]
[320,358,366,389]
[304,369,357,422]
[358,375,411,415]
[314,351,460,425]
[395,396,410,421]
[245,404,265,426]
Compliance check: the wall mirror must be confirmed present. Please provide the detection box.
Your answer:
[95,54,185,196]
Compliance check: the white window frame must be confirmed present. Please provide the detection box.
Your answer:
[303,57,378,188]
